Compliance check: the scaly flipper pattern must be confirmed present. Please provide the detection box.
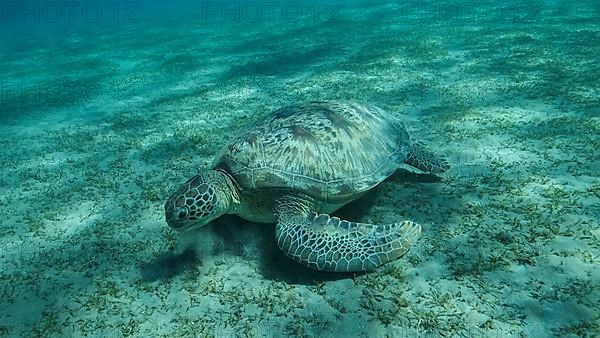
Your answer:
[275,197,421,272]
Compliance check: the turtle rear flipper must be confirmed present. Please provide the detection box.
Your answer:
[405,141,450,174]
[274,198,421,272]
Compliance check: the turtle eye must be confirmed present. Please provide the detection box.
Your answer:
[178,208,189,220]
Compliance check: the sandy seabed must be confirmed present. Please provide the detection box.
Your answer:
[1,1,598,337]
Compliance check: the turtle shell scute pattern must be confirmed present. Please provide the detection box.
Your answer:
[212,101,411,203]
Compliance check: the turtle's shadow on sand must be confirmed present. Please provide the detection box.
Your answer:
[214,216,364,284]
[140,248,200,282]
[333,169,442,220]
[390,168,444,184]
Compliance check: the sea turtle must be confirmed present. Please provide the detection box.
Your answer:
[165,101,449,272]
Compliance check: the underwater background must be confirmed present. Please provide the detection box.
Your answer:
[1,0,599,337]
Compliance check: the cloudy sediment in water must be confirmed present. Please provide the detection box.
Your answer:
[0,1,598,337]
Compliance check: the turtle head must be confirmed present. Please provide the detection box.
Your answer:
[164,170,238,231]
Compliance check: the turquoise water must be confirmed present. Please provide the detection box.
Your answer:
[1,1,599,337]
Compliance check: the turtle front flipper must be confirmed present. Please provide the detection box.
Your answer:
[274,198,421,272]
[405,141,450,174]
